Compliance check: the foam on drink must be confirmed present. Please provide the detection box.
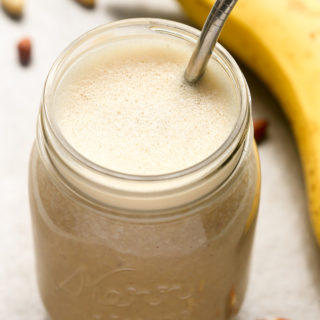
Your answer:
[54,37,237,175]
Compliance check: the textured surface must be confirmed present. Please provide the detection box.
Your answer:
[0,0,320,319]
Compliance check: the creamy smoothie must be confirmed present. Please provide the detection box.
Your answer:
[54,38,237,175]
[29,24,259,320]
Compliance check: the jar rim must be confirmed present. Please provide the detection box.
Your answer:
[42,18,250,184]
[39,18,252,214]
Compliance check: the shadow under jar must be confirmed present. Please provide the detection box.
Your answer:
[28,18,260,320]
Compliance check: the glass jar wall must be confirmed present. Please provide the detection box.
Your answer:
[28,19,260,320]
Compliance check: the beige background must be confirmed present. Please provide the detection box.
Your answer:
[1,0,320,319]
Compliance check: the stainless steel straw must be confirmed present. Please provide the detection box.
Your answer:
[184,0,238,83]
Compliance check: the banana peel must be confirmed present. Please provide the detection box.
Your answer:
[178,0,320,245]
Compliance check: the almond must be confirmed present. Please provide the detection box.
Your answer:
[257,317,290,320]
[253,118,269,143]
[17,37,31,66]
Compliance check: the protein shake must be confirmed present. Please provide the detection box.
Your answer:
[29,19,260,320]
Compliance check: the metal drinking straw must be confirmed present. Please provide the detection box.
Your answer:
[184,0,238,83]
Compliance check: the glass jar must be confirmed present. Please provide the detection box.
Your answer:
[28,18,260,320]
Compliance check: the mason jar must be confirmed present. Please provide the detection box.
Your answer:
[28,18,260,320]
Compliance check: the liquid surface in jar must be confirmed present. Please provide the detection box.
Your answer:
[54,37,237,175]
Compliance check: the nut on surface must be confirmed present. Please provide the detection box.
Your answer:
[76,0,95,7]
[17,37,31,66]
[257,317,290,320]
[2,0,24,17]
[253,118,269,144]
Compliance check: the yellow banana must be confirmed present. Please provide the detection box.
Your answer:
[178,0,320,245]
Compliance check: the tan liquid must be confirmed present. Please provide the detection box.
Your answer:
[29,36,259,320]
